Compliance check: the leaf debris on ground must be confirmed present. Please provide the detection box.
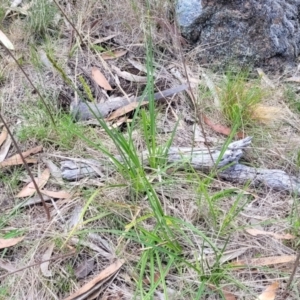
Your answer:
[1,1,300,299]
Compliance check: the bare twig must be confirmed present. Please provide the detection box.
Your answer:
[72,84,188,121]
[0,251,75,280]
[0,42,56,127]
[0,114,50,220]
[282,251,300,298]
[52,0,84,45]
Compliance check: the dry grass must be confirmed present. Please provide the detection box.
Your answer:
[0,0,300,299]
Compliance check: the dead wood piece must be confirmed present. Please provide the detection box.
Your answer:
[219,164,300,194]
[60,159,114,181]
[71,84,188,121]
[166,137,252,169]
[60,136,300,194]
[61,137,251,180]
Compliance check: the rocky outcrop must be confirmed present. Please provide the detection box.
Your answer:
[176,0,300,71]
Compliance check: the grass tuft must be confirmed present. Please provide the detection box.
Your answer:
[28,0,58,38]
[219,70,265,128]
[18,102,85,150]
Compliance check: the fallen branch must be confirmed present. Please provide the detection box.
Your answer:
[71,84,188,121]
[219,164,300,194]
[58,137,300,194]
[59,137,250,180]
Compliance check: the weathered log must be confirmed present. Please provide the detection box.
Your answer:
[71,84,188,121]
[59,136,300,194]
[60,138,248,180]
[61,137,251,180]
[219,164,300,194]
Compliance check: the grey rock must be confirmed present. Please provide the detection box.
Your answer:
[176,0,203,41]
[176,0,300,71]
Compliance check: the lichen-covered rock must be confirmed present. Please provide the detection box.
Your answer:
[175,0,203,41]
[176,0,300,71]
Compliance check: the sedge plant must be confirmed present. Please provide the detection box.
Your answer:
[219,69,265,129]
